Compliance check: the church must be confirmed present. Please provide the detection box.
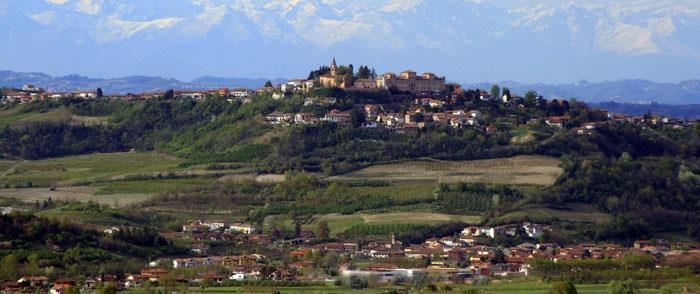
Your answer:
[319,58,352,89]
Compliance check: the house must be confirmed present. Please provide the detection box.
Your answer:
[104,226,121,235]
[45,92,69,100]
[266,111,291,124]
[545,116,571,128]
[340,268,425,283]
[50,279,76,294]
[229,223,255,234]
[352,78,377,90]
[272,92,285,100]
[364,104,382,120]
[468,110,482,119]
[269,267,296,281]
[4,282,20,292]
[72,91,97,99]
[22,84,44,92]
[256,86,276,94]
[189,243,210,254]
[323,109,352,124]
[175,91,207,100]
[141,268,169,281]
[294,113,317,125]
[281,79,315,93]
[523,222,546,239]
[18,276,49,287]
[231,88,253,98]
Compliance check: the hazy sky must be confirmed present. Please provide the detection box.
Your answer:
[1,0,699,83]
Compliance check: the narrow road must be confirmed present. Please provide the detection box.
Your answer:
[1,160,28,177]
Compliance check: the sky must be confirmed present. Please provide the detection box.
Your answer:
[1,0,699,83]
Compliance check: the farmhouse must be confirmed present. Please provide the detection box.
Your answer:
[229,223,256,234]
[323,109,352,124]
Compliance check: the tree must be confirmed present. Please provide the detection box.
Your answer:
[163,89,175,100]
[524,91,538,107]
[0,254,18,281]
[293,215,302,237]
[357,65,371,79]
[96,88,103,98]
[491,249,506,264]
[502,87,511,100]
[27,253,41,275]
[490,84,500,100]
[317,220,330,240]
[350,107,365,127]
[264,80,274,88]
[551,281,577,294]
[97,283,117,294]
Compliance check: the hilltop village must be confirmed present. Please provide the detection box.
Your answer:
[1,60,699,293]
[1,58,693,133]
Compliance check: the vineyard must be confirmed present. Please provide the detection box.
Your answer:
[329,155,563,186]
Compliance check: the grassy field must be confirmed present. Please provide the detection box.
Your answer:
[93,178,213,195]
[510,126,537,144]
[0,106,109,128]
[329,155,563,186]
[10,107,72,128]
[0,160,21,175]
[298,212,482,237]
[0,107,39,126]
[0,186,150,206]
[349,182,436,204]
[0,152,184,187]
[496,206,612,225]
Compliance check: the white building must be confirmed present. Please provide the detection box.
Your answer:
[229,223,255,234]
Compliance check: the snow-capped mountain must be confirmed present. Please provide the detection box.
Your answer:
[1,0,699,86]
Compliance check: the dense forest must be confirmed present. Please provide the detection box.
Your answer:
[0,211,185,279]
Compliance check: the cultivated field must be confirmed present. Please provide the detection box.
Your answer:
[496,206,612,224]
[305,212,482,236]
[0,152,184,187]
[350,182,436,204]
[0,186,149,206]
[330,155,563,186]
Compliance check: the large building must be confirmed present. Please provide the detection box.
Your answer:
[319,58,352,89]
[377,70,446,94]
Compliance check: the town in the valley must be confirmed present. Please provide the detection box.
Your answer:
[1,59,698,293]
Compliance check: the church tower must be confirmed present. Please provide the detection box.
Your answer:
[330,57,338,76]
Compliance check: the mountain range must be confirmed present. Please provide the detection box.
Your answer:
[2,70,700,106]
[0,70,286,94]
[0,0,699,83]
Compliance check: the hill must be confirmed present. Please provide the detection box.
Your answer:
[589,101,700,119]
[5,70,700,105]
[0,70,286,94]
[465,79,700,105]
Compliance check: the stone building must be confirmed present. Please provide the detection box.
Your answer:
[377,70,446,94]
[319,58,352,89]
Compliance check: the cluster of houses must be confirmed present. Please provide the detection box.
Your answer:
[4,229,698,292]
[541,111,695,137]
[182,219,256,234]
[266,104,489,131]
[0,84,256,104]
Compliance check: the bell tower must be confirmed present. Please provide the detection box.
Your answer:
[330,57,338,76]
